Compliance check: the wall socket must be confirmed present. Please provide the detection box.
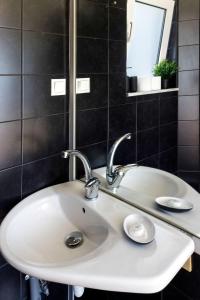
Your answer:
[51,79,66,96]
[76,78,90,94]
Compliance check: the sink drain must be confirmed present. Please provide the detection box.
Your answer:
[65,231,83,248]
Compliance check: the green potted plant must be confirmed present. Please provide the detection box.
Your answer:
[153,59,178,89]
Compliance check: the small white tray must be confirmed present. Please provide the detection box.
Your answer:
[123,214,155,244]
[155,197,193,212]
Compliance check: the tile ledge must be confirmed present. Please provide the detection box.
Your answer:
[127,88,179,97]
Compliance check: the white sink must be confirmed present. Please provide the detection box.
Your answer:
[93,166,200,241]
[0,181,194,293]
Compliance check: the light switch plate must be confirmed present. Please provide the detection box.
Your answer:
[76,78,90,94]
[51,79,66,96]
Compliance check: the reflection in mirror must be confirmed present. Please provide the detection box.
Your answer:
[127,0,174,78]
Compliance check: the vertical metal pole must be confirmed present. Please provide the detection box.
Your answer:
[68,285,75,300]
[69,0,77,181]
[68,1,77,299]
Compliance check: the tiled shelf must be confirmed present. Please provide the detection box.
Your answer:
[127,88,179,97]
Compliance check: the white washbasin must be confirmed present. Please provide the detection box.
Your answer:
[0,181,194,293]
[93,166,200,242]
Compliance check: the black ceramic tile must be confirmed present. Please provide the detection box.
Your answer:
[179,45,199,71]
[48,282,68,300]
[23,75,66,118]
[109,73,127,106]
[0,76,21,122]
[109,40,126,73]
[77,74,108,110]
[109,135,136,165]
[22,155,68,197]
[109,7,126,41]
[178,121,199,146]
[0,265,20,300]
[79,288,109,300]
[0,121,21,170]
[0,28,21,74]
[0,253,6,268]
[77,0,108,38]
[137,99,159,131]
[178,146,199,171]
[179,70,199,96]
[138,154,159,169]
[160,123,177,152]
[137,128,159,161]
[171,253,200,300]
[23,115,64,163]
[163,284,190,300]
[159,91,178,99]
[160,96,178,125]
[0,0,21,28]
[178,171,200,192]
[159,147,177,173]
[178,20,199,46]
[109,0,126,9]
[109,103,136,139]
[0,166,21,210]
[90,0,108,3]
[77,37,108,73]
[77,141,107,177]
[23,0,67,34]
[77,108,107,147]
[137,93,159,103]
[179,0,199,21]
[107,291,161,300]
[178,96,199,121]
[23,31,66,74]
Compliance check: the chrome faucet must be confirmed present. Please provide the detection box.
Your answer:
[62,150,100,200]
[106,133,138,189]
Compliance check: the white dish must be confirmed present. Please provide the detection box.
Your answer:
[123,214,155,244]
[155,197,193,212]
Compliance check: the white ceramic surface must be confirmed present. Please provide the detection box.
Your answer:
[155,197,193,212]
[0,181,194,293]
[123,214,155,244]
[93,166,200,242]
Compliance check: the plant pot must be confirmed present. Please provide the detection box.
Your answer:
[161,75,176,89]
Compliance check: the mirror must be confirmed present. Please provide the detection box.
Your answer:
[127,0,175,78]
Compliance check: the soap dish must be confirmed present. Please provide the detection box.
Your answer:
[123,214,155,244]
[155,196,193,212]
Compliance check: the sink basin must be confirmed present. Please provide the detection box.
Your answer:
[2,185,111,267]
[93,166,200,241]
[0,181,194,293]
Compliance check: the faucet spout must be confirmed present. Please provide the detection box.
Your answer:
[62,150,100,200]
[107,133,131,178]
[106,133,137,189]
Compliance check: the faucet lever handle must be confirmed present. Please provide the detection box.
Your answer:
[85,177,100,200]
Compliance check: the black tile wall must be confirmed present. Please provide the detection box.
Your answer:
[178,0,200,172]
[0,76,21,122]
[0,0,70,299]
[23,0,67,34]
[23,31,66,74]
[0,28,21,74]
[0,0,21,29]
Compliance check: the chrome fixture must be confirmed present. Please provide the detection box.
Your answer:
[106,133,138,189]
[62,150,100,200]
